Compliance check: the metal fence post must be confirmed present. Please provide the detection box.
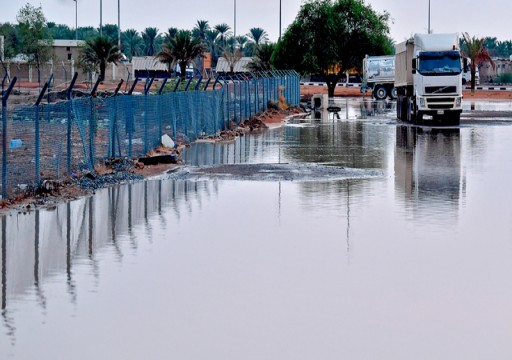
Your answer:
[110,79,124,159]
[126,78,139,159]
[34,81,49,186]
[157,76,168,143]
[1,77,16,200]
[89,76,101,168]
[254,77,259,114]
[66,72,78,175]
[143,78,154,155]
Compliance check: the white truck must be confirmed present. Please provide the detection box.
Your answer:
[361,55,396,100]
[395,33,466,125]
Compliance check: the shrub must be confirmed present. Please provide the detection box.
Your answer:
[496,73,512,84]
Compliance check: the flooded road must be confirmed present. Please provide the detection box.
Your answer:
[2,98,512,359]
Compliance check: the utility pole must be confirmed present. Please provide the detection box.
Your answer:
[118,0,121,50]
[74,0,78,40]
[428,0,431,34]
[279,0,282,41]
[234,0,237,38]
[100,0,103,36]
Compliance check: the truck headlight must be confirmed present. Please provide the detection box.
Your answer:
[419,97,425,107]
[456,97,462,107]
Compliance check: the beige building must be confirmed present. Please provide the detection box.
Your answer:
[0,39,131,86]
[479,57,512,83]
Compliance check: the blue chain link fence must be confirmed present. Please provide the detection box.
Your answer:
[0,70,300,200]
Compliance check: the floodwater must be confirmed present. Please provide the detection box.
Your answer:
[2,98,512,359]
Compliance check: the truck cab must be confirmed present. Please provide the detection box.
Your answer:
[395,33,463,125]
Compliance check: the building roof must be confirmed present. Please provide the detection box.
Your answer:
[132,56,168,71]
[215,57,252,73]
[52,39,85,47]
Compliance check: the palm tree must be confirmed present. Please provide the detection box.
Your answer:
[142,27,159,56]
[247,27,268,46]
[205,29,220,64]
[79,35,122,81]
[247,43,275,72]
[156,44,175,75]
[157,30,204,80]
[236,35,248,54]
[214,23,231,48]
[461,32,495,93]
[165,27,178,42]
[222,46,243,73]
[246,27,268,58]
[193,20,210,42]
[121,29,143,61]
[101,24,119,43]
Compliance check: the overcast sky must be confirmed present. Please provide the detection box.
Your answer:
[2,0,511,43]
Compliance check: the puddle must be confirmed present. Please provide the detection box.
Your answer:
[2,97,512,359]
[166,163,382,182]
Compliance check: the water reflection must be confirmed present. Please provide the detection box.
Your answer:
[305,98,397,121]
[0,179,217,341]
[395,125,465,218]
[359,99,396,119]
[3,100,512,358]
[462,99,512,112]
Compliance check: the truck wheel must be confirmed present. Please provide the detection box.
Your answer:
[390,87,397,100]
[400,96,408,121]
[374,86,387,100]
[396,96,402,120]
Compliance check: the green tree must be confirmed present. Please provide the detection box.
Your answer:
[273,0,392,97]
[16,3,53,85]
[0,22,19,73]
[78,26,99,40]
[121,29,143,60]
[47,22,74,39]
[192,20,210,42]
[205,29,220,64]
[214,23,231,48]
[246,27,268,56]
[165,27,179,42]
[236,35,249,55]
[101,24,119,43]
[142,27,160,56]
[157,30,204,80]
[461,32,495,93]
[79,35,122,81]
[247,43,275,71]
[247,27,268,46]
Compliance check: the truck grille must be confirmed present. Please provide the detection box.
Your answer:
[426,97,455,109]
[425,86,457,94]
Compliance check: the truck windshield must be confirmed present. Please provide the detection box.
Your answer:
[418,51,461,75]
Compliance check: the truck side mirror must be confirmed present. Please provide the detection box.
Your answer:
[412,58,417,74]
[463,58,468,72]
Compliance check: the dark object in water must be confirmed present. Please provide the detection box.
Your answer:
[138,154,178,165]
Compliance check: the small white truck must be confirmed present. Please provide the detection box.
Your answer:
[361,55,396,100]
[395,33,466,125]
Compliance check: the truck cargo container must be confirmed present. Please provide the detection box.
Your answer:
[395,33,466,125]
[361,55,396,100]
